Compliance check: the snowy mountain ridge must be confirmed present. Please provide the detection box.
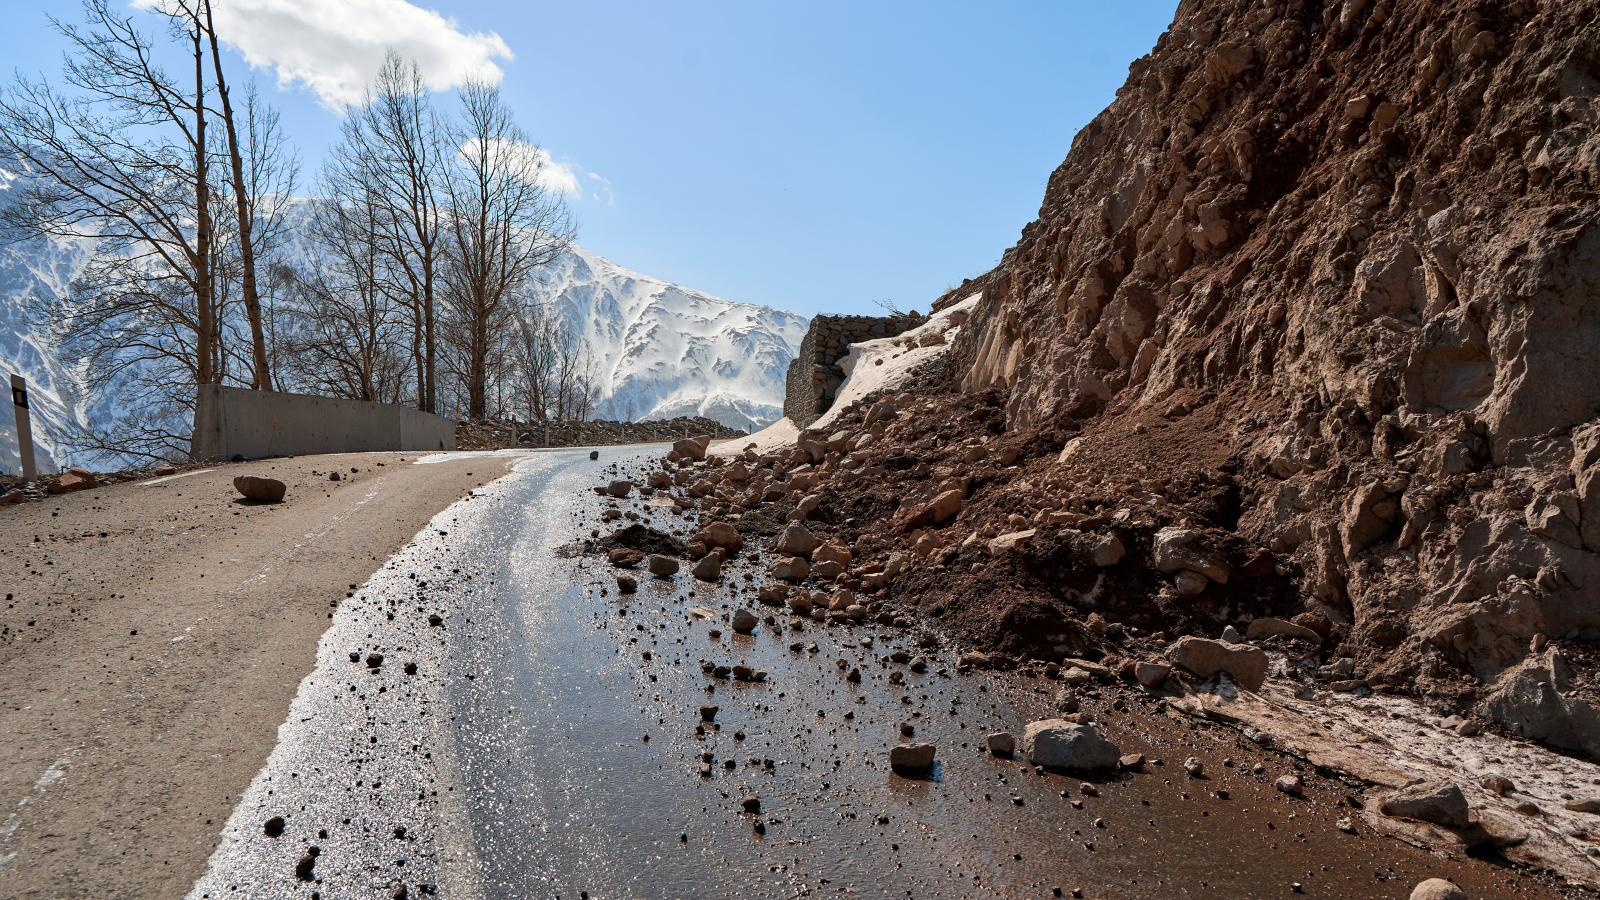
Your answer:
[542,244,808,432]
[0,154,807,470]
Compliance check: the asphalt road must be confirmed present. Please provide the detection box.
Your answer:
[182,447,1565,900]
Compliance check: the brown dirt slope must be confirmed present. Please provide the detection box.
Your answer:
[926,0,1600,747]
[0,452,509,898]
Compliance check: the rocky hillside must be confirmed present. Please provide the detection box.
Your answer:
[923,0,1600,747]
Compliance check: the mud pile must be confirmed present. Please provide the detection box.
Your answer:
[686,0,1600,758]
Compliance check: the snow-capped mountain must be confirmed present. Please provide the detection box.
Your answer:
[0,162,92,475]
[0,153,807,469]
[540,244,808,432]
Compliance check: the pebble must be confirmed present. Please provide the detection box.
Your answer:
[263,816,285,838]
[1275,774,1304,796]
[1183,757,1203,777]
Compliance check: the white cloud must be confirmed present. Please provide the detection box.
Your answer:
[457,139,584,197]
[535,148,581,196]
[140,0,514,108]
[587,172,614,205]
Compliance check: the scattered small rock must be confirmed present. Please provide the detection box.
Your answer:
[731,609,759,634]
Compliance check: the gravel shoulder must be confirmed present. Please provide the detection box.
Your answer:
[0,451,515,898]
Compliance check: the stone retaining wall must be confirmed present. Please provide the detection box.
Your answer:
[783,313,926,429]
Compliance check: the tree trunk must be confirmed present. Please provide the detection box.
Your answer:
[202,0,271,390]
[191,23,216,386]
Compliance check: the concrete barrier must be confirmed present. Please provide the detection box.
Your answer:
[191,386,456,462]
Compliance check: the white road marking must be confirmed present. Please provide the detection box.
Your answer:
[141,469,213,486]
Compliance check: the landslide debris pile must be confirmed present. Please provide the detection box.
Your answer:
[455,416,745,451]
[659,0,1600,758]
[945,0,1600,749]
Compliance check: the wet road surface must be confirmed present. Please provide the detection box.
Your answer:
[187,448,1575,900]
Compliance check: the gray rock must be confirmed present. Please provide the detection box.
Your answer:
[1152,527,1230,583]
[1408,879,1467,900]
[606,479,633,498]
[1275,774,1304,795]
[648,555,680,577]
[987,732,1016,756]
[889,742,936,770]
[1380,781,1470,828]
[1022,720,1120,770]
[1166,636,1268,691]
[1175,570,1209,597]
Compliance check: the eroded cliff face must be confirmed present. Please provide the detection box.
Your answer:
[938,0,1600,738]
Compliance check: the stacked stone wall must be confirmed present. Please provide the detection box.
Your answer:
[783,313,926,428]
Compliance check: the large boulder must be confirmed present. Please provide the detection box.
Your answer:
[775,522,819,558]
[1380,780,1470,828]
[1166,636,1268,691]
[234,476,286,502]
[672,435,713,461]
[694,521,745,553]
[1152,528,1230,584]
[1479,648,1600,757]
[1021,720,1120,770]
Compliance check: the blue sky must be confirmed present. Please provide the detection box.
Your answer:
[2,1,1178,319]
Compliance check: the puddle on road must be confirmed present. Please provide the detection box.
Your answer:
[190,446,1579,900]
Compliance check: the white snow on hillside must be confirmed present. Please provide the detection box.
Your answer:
[539,244,808,432]
[0,151,808,468]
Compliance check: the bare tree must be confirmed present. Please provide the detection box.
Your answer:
[323,52,446,413]
[440,79,575,421]
[273,187,411,402]
[0,0,222,460]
